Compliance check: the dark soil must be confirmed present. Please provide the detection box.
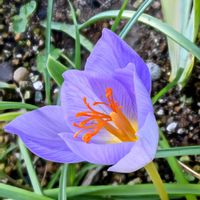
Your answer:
[0,0,199,195]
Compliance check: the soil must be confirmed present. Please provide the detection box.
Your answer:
[0,0,199,196]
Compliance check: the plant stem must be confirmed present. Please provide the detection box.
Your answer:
[119,0,154,39]
[111,0,129,32]
[58,164,68,200]
[152,68,183,105]
[18,138,42,195]
[145,161,169,200]
[67,0,81,69]
[45,0,54,104]
[60,53,76,68]
[159,130,197,200]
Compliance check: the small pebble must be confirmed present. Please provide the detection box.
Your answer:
[0,62,13,82]
[32,45,38,52]
[33,81,43,90]
[146,62,161,81]
[128,177,142,185]
[30,73,39,82]
[35,91,43,102]
[12,58,20,66]
[15,54,22,59]
[158,98,165,104]
[156,108,164,116]
[166,122,177,132]
[13,67,29,83]
[24,91,31,100]
[177,128,185,134]
[189,126,194,131]
[180,156,190,162]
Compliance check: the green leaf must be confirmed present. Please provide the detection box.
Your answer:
[152,68,183,104]
[156,145,200,158]
[67,0,81,69]
[12,16,28,33]
[0,101,37,111]
[12,0,37,33]
[58,164,68,200]
[119,0,153,39]
[79,10,200,61]
[0,81,16,89]
[159,130,196,200]
[47,55,68,86]
[111,0,129,32]
[45,184,200,198]
[0,111,22,121]
[18,138,42,195]
[0,183,52,200]
[74,164,98,185]
[36,46,62,73]
[36,51,47,73]
[20,0,37,16]
[46,166,62,189]
[0,143,17,160]
[41,22,93,52]
[161,0,200,84]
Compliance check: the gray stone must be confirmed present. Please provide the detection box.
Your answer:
[166,122,177,132]
[177,128,185,134]
[35,91,43,102]
[146,62,161,81]
[13,67,29,83]
[0,62,13,82]
[33,81,43,90]
[156,108,164,116]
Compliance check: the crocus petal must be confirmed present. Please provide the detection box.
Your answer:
[61,70,136,143]
[4,106,83,163]
[132,64,153,128]
[114,63,153,128]
[85,28,151,93]
[108,112,158,173]
[59,132,133,165]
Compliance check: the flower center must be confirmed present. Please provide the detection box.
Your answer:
[73,88,138,143]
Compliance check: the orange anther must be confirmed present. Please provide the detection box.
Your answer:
[73,87,137,143]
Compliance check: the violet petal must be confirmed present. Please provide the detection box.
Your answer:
[85,28,151,93]
[4,106,83,163]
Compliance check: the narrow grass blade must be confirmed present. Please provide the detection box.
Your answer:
[44,0,54,104]
[152,68,183,105]
[80,10,200,61]
[42,22,93,52]
[156,145,200,158]
[0,81,16,89]
[61,53,76,68]
[119,0,154,39]
[58,164,68,200]
[45,184,200,198]
[0,111,22,121]
[47,166,62,189]
[18,138,42,195]
[67,164,76,186]
[0,101,37,110]
[159,130,196,200]
[0,143,17,160]
[0,183,52,200]
[111,0,129,32]
[74,164,98,185]
[67,0,81,69]
[47,55,68,86]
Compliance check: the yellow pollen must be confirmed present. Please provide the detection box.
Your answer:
[73,88,138,143]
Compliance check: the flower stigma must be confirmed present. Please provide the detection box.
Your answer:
[73,88,138,143]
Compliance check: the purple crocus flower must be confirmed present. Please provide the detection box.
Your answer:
[4,29,158,173]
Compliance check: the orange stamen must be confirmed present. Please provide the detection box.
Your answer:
[73,88,138,143]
